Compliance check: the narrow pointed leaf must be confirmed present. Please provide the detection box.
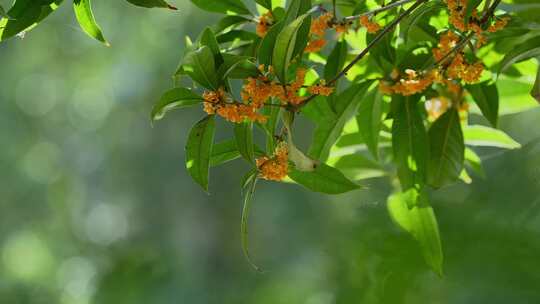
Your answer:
[241,172,262,272]
[357,88,384,160]
[0,0,63,42]
[288,163,361,194]
[466,81,499,127]
[182,46,219,90]
[309,82,372,161]
[324,40,348,81]
[198,27,223,66]
[463,125,521,149]
[499,36,540,74]
[186,116,216,191]
[272,14,309,83]
[190,0,250,15]
[125,0,177,9]
[255,0,272,10]
[210,139,240,166]
[427,109,465,188]
[151,88,203,121]
[387,189,443,276]
[392,95,429,189]
[531,64,540,103]
[464,147,484,178]
[234,122,255,163]
[73,0,109,45]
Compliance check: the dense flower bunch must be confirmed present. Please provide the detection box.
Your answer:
[256,142,289,181]
[148,0,539,275]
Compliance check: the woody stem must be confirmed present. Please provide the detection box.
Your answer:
[343,0,418,21]
[296,0,427,110]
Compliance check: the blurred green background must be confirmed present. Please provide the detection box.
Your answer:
[1,1,540,303]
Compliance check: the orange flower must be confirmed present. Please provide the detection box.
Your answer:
[203,88,267,123]
[305,38,327,53]
[447,53,484,83]
[307,81,334,96]
[256,142,289,181]
[310,13,333,37]
[380,69,434,96]
[432,31,459,61]
[359,15,381,33]
[488,17,510,33]
[256,11,273,38]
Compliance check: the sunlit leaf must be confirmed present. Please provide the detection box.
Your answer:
[499,35,540,74]
[531,64,540,103]
[463,125,521,149]
[186,115,216,192]
[214,15,252,34]
[190,0,251,15]
[427,109,465,188]
[0,0,63,42]
[387,189,443,276]
[464,147,484,178]
[73,0,109,45]
[255,0,272,10]
[151,88,203,121]
[288,163,360,194]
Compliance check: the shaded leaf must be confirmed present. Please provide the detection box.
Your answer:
[324,40,348,81]
[288,163,361,194]
[0,0,63,42]
[210,139,240,166]
[272,14,310,83]
[531,63,540,103]
[427,109,465,188]
[391,95,429,189]
[234,122,255,163]
[499,35,540,73]
[466,81,499,127]
[464,147,485,178]
[255,0,272,10]
[241,171,262,272]
[182,46,219,90]
[214,15,252,33]
[185,116,216,191]
[357,88,384,160]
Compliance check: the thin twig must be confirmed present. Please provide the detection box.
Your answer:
[343,0,417,21]
[296,0,427,109]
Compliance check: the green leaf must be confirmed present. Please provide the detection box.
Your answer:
[210,139,240,166]
[272,14,310,83]
[186,116,216,192]
[282,0,311,25]
[466,81,499,127]
[198,27,223,66]
[151,88,203,121]
[288,163,361,194]
[241,171,262,272]
[234,122,255,163]
[464,147,484,178]
[0,0,63,42]
[190,0,251,15]
[324,40,348,81]
[392,95,429,190]
[125,0,177,9]
[216,29,259,44]
[499,36,540,73]
[463,125,521,149]
[330,154,386,180]
[531,63,540,103]
[214,15,252,33]
[309,82,372,161]
[357,88,384,160]
[217,54,260,80]
[387,189,443,276]
[258,21,284,66]
[73,0,108,45]
[400,0,444,43]
[182,46,219,90]
[255,0,272,10]
[427,109,465,188]
[0,5,10,19]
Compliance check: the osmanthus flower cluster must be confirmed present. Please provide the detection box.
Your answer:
[147,0,540,275]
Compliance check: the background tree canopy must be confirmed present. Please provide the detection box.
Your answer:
[1,0,540,303]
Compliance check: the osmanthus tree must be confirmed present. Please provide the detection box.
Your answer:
[1,0,540,275]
